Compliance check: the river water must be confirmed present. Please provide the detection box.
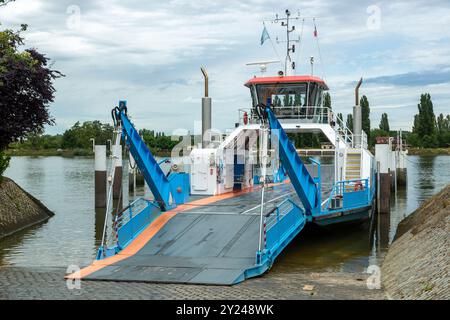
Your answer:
[1,155,449,273]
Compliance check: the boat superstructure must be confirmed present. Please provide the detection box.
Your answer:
[68,10,376,285]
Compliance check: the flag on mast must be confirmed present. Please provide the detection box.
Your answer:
[261,24,270,45]
[313,19,318,37]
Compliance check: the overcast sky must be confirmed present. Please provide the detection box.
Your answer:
[1,0,449,135]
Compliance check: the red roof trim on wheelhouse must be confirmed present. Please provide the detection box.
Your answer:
[245,75,329,90]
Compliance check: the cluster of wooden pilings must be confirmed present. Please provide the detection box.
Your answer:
[94,144,144,208]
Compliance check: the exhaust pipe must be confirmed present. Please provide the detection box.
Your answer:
[355,77,363,106]
[201,67,211,148]
[353,78,363,148]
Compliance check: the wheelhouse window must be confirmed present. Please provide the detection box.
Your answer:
[253,82,323,107]
[250,82,327,122]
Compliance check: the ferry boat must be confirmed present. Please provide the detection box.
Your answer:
[68,10,376,285]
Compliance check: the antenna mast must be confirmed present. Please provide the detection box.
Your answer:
[274,9,300,75]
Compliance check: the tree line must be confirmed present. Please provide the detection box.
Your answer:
[321,92,450,149]
[8,121,181,156]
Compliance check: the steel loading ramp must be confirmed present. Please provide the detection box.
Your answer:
[76,183,307,285]
[84,212,260,285]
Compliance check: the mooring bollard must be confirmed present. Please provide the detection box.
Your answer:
[94,145,107,208]
[112,144,123,199]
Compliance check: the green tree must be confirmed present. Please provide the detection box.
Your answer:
[61,121,113,150]
[293,93,301,106]
[346,114,353,131]
[379,113,390,132]
[337,113,344,128]
[283,94,292,107]
[0,25,62,176]
[360,95,371,141]
[412,93,436,147]
[323,92,331,110]
[436,113,450,147]
[273,96,282,107]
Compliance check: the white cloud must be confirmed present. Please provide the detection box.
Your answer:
[0,0,449,134]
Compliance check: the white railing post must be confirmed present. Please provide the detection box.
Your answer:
[258,124,269,253]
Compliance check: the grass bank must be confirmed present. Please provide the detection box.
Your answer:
[407,147,450,156]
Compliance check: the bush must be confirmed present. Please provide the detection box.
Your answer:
[0,151,11,179]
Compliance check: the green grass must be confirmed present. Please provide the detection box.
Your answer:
[407,148,450,156]
[5,148,95,157]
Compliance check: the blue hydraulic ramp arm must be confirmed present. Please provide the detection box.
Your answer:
[113,101,177,211]
[265,106,319,214]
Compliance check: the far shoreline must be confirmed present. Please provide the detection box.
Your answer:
[5,149,173,158]
[6,147,450,158]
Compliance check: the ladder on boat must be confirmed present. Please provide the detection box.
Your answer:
[345,150,362,181]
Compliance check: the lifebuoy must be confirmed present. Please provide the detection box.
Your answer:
[354,181,363,191]
[243,112,248,125]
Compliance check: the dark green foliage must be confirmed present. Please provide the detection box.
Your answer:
[346,114,353,132]
[323,92,331,110]
[360,95,371,141]
[379,113,390,132]
[61,121,113,150]
[369,128,389,147]
[287,132,324,149]
[8,121,182,156]
[368,94,449,149]
[139,129,180,154]
[410,93,450,148]
[336,113,344,128]
[293,94,302,106]
[413,93,435,139]
[0,150,10,178]
[273,96,282,106]
[0,27,62,151]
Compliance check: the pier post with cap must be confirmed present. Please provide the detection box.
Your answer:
[112,144,123,199]
[94,145,107,208]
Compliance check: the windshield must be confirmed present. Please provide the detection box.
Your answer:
[254,82,322,107]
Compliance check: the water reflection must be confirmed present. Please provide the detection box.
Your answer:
[416,156,436,190]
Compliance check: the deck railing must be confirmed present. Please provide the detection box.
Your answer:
[237,106,367,149]
[99,198,160,258]
[238,106,333,125]
[322,178,371,213]
[262,199,306,257]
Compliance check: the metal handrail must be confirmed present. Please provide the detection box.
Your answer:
[265,198,301,231]
[108,198,160,248]
[324,178,370,210]
[237,106,366,150]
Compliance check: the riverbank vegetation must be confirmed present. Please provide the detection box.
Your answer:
[338,93,450,151]
[6,120,181,158]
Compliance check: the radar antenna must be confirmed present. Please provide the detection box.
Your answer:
[246,60,281,75]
